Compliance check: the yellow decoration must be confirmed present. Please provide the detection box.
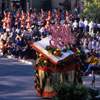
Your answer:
[54,51,57,54]
[36,58,40,64]
[39,54,42,57]
[77,50,80,53]
[56,48,60,51]
[44,60,47,64]
[48,50,52,54]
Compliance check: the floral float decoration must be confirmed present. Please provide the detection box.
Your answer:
[46,25,75,48]
[45,46,62,57]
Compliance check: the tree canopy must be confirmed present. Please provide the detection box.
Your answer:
[81,0,100,22]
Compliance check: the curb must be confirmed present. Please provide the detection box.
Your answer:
[7,55,34,65]
[0,52,34,65]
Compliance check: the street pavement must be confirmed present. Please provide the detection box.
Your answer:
[83,74,100,90]
[0,55,49,100]
[0,53,100,100]
[0,28,3,33]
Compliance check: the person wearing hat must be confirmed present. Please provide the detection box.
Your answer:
[55,10,60,25]
[2,12,8,32]
[66,11,70,19]
[26,12,32,29]
[15,15,20,28]
[17,9,21,16]
[40,9,46,25]
[20,11,26,29]
[45,11,51,26]
[6,14,12,32]
[65,10,70,22]
[32,8,38,24]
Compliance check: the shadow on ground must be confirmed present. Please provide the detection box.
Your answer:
[0,55,49,100]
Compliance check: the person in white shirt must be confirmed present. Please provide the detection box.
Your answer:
[79,18,84,34]
[89,21,94,36]
[92,38,97,50]
[82,37,88,50]
[88,38,92,50]
[8,30,13,38]
[15,26,21,34]
[84,19,88,33]
[72,20,78,32]
[97,33,100,41]
[96,39,99,51]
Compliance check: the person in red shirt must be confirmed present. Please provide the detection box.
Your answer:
[6,14,12,32]
[65,11,70,23]
[55,10,60,25]
[15,15,20,27]
[33,8,38,24]
[2,12,8,32]
[26,12,32,29]
[20,11,26,29]
[46,11,51,26]
[40,9,45,25]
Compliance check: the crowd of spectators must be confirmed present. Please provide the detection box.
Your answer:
[0,7,100,75]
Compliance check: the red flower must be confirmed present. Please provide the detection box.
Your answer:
[37,88,40,94]
[56,51,62,56]
[73,48,77,53]
[36,55,39,58]
[42,57,46,61]
[34,84,36,89]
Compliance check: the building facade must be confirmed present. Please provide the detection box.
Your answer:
[0,0,11,13]
[51,0,83,11]
[0,0,83,13]
[30,0,83,11]
[0,0,28,13]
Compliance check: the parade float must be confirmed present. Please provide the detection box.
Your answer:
[30,25,82,98]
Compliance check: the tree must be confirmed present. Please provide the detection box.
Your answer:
[81,0,100,22]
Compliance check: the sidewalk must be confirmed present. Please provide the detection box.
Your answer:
[0,51,34,65]
[0,28,4,33]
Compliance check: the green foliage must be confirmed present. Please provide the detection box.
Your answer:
[45,46,52,51]
[52,82,89,100]
[81,0,100,22]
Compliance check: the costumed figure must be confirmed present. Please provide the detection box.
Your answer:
[55,10,60,25]
[15,9,21,27]
[6,14,12,32]
[45,11,51,27]
[40,9,45,26]
[65,11,70,23]
[15,15,20,27]
[32,8,38,24]
[20,11,26,29]
[26,12,32,29]
[2,12,8,32]
[17,9,21,16]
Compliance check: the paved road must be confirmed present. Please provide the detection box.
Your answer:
[0,28,3,33]
[0,55,48,100]
[0,55,100,100]
[83,74,100,90]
